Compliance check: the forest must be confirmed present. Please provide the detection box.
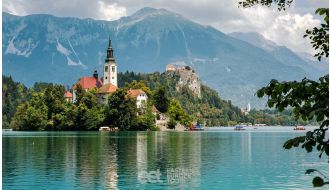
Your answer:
[2,72,314,130]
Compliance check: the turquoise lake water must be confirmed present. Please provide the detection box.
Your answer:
[2,127,328,189]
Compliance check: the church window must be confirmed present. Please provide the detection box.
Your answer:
[105,77,108,79]
[112,66,115,72]
[105,66,108,72]
[112,77,114,79]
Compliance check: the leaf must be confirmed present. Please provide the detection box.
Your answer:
[283,139,293,149]
[305,142,313,152]
[256,89,265,98]
[312,176,324,187]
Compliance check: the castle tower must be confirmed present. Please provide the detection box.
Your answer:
[103,38,117,87]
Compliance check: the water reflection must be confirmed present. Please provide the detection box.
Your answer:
[3,131,328,190]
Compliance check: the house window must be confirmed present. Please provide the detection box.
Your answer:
[112,66,115,72]
[105,66,108,72]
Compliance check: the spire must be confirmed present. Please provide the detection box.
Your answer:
[105,37,115,62]
[93,69,98,79]
[108,37,112,48]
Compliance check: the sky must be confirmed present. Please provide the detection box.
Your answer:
[3,0,329,53]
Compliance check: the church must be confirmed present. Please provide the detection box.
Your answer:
[66,38,148,107]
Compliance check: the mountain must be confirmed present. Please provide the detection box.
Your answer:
[2,7,322,109]
[229,32,328,79]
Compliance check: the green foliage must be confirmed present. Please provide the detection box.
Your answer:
[32,82,54,92]
[313,177,325,187]
[131,103,156,131]
[117,71,247,126]
[257,75,329,157]
[2,76,28,128]
[168,99,192,127]
[246,109,314,126]
[105,88,137,130]
[304,8,329,61]
[74,84,85,105]
[153,86,170,113]
[8,80,105,131]
[227,121,238,126]
[74,90,105,130]
[11,93,48,131]
[123,80,152,96]
[238,0,293,11]
[167,117,177,129]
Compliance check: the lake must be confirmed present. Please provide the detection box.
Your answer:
[3,127,328,189]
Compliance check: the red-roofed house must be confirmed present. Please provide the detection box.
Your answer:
[64,91,73,103]
[96,83,118,104]
[128,89,148,108]
[74,77,103,90]
[72,70,103,102]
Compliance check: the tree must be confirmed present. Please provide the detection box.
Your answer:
[239,0,329,187]
[10,93,48,131]
[152,86,170,113]
[124,80,152,96]
[168,99,192,127]
[131,103,156,131]
[74,90,105,130]
[74,84,85,105]
[44,84,66,124]
[2,76,28,128]
[105,88,137,130]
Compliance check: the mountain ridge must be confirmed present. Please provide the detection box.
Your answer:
[2,8,324,109]
[228,31,328,79]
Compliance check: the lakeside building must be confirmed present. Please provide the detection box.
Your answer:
[127,89,148,109]
[66,38,147,107]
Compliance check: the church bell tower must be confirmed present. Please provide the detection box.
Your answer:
[103,37,117,87]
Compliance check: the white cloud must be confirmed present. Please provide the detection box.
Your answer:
[262,13,320,53]
[97,1,127,21]
[227,6,321,53]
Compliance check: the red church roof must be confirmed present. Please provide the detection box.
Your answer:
[64,91,73,98]
[73,77,103,90]
[97,83,118,94]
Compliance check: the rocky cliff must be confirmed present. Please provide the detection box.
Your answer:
[166,64,201,98]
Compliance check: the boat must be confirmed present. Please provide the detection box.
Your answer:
[293,126,305,130]
[188,124,204,131]
[99,126,111,131]
[234,125,245,131]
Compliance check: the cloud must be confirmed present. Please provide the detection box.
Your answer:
[97,1,127,21]
[2,0,327,53]
[228,6,321,53]
[262,13,321,53]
